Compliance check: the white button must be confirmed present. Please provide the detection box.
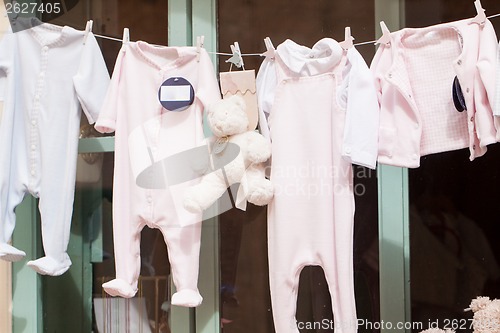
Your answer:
[34,95,40,101]
[42,46,49,52]
[31,145,36,151]
[31,120,37,126]
[345,147,352,155]
[309,54,314,58]
[39,71,45,77]
[414,123,419,129]
[30,170,35,176]
[147,197,152,203]
[412,154,418,160]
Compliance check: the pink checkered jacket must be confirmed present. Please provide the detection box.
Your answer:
[371,17,499,168]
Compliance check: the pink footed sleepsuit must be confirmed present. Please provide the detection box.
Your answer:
[95,41,220,307]
[257,39,379,333]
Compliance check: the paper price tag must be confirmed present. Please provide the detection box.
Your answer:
[158,77,195,112]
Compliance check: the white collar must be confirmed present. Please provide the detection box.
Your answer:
[277,38,343,76]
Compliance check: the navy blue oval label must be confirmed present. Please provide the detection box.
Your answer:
[158,77,195,112]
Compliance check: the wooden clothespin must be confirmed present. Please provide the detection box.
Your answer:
[83,20,93,45]
[471,0,486,25]
[339,27,354,50]
[196,35,205,62]
[122,28,130,44]
[375,21,391,46]
[225,42,244,68]
[260,37,276,59]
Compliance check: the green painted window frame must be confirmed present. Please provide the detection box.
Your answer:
[11,0,411,332]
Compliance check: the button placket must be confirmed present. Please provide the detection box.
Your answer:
[30,46,49,181]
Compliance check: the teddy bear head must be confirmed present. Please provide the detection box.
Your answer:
[207,95,249,138]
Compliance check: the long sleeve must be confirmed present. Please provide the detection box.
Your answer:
[255,57,277,141]
[472,20,498,146]
[94,45,125,134]
[73,32,110,124]
[340,47,380,169]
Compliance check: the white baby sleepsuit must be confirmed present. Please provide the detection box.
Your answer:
[95,41,221,307]
[257,39,379,333]
[0,21,109,275]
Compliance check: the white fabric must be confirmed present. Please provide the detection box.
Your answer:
[257,40,379,169]
[0,20,109,273]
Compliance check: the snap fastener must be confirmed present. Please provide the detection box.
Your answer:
[470,117,474,122]
[473,144,476,150]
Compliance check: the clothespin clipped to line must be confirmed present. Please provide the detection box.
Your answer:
[83,20,93,44]
[122,27,130,44]
[196,35,205,62]
[261,37,276,59]
[225,41,244,69]
[375,21,391,46]
[339,27,354,50]
[471,0,486,25]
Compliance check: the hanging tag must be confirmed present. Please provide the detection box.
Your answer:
[213,136,229,155]
[158,77,195,111]
[219,70,259,130]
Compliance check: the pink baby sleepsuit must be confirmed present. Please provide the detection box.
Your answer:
[372,17,499,168]
[257,39,379,333]
[0,20,109,276]
[95,41,220,307]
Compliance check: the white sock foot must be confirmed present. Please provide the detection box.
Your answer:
[0,243,26,262]
[171,289,203,307]
[27,254,72,276]
[102,278,137,298]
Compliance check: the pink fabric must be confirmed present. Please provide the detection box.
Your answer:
[372,18,499,168]
[259,39,359,333]
[95,42,220,305]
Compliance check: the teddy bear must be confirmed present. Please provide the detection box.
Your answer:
[466,296,500,333]
[183,95,274,213]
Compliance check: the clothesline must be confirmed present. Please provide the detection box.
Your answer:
[93,12,500,58]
